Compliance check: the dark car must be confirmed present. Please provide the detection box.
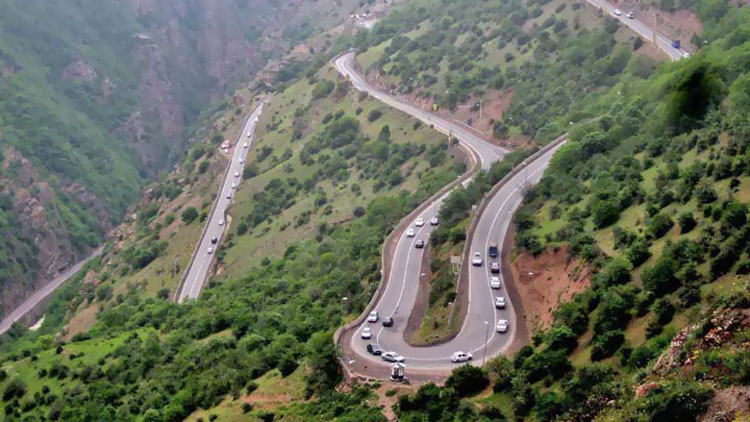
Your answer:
[415,239,425,248]
[488,242,499,258]
[490,262,500,274]
[367,343,383,355]
[211,237,218,244]
[382,316,394,327]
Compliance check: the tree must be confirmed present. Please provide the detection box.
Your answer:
[595,257,631,287]
[181,207,199,223]
[678,212,696,233]
[647,213,674,239]
[723,201,748,228]
[305,331,340,392]
[642,255,679,295]
[592,198,620,228]
[445,365,488,397]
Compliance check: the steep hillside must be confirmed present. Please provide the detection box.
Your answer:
[0,0,360,319]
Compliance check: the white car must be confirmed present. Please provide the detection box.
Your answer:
[496,319,509,333]
[430,216,439,226]
[613,8,622,16]
[406,228,416,237]
[626,11,634,19]
[234,171,240,178]
[243,142,249,148]
[415,217,425,227]
[226,192,232,199]
[382,352,405,362]
[367,311,379,322]
[490,276,501,289]
[207,247,214,254]
[361,327,372,339]
[254,117,259,123]
[219,219,225,226]
[231,182,237,189]
[495,296,506,309]
[450,351,473,363]
[247,132,252,137]
[471,252,483,266]
[239,158,244,164]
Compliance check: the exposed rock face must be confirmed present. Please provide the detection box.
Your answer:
[62,60,97,82]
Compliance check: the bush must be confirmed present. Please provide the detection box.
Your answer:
[647,213,673,239]
[311,80,335,100]
[590,330,625,361]
[678,212,696,233]
[642,256,679,296]
[367,109,383,122]
[181,207,199,223]
[445,365,489,397]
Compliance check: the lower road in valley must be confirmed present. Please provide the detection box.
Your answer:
[178,102,265,303]
[0,248,102,335]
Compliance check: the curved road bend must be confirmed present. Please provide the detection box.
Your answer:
[178,102,266,303]
[0,248,103,335]
[334,52,565,370]
[334,52,507,170]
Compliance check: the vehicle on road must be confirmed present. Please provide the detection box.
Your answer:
[496,319,509,333]
[247,132,252,137]
[490,262,500,273]
[406,228,416,237]
[472,252,483,266]
[231,182,236,189]
[382,316,394,327]
[219,219,225,226]
[495,297,506,309]
[450,351,473,363]
[382,352,405,362]
[415,239,425,249]
[234,171,240,177]
[683,52,691,58]
[626,11,634,18]
[211,237,218,244]
[207,247,214,254]
[226,192,232,199]
[671,39,681,49]
[488,242,499,258]
[239,158,244,164]
[430,216,439,226]
[415,217,425,227]
[367,311,379,322]
[243,142,249,148]
[490,276,501,289]
[613,8,622,16]
[367,343,383,355]
[361,327,372,339]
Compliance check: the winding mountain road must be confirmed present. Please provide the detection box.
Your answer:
[334,53,564,372]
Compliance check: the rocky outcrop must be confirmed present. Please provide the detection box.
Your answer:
[62,60,97,82]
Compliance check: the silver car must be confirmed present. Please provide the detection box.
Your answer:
[471,252,483,266]
[450,351,472,363]
[495,296,506,309]
[382,352,405,362]
[361,327,372,339]
[406,228,416,237]
[367,311,379,323]
[490,276,501,289]
[496,319,509,333]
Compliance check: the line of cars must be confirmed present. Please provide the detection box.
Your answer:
[362,311,405,362]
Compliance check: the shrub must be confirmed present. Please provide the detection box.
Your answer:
[311,80,335,100]
[678,212,696,233]
[647,213,673,239]
[446,365,489,397]
[181,207,199,223]
[642,256,679,296]
[367,109,383,122]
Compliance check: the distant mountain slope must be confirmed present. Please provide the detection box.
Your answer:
[0,0,357,318]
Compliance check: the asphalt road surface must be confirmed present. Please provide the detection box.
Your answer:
[334,51,564,369]
[178,102,265,302]
[349,143,564,369]
[585,0,689,61]
[0,248,102,335]
[334,53,507,169]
